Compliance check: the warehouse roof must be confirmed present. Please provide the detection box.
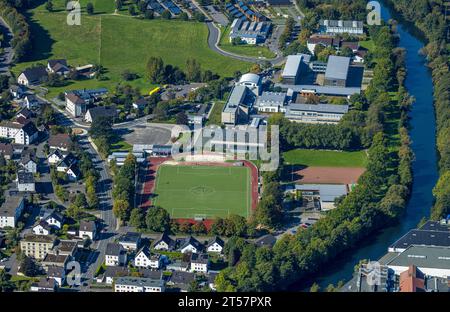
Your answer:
[325,55,350,80]
[386,245,450,270]
[287,103,349,114]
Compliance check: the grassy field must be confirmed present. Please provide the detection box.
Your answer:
[283,149,368,167]
[218,26,276,59]
[153,165,251,219]
[13,1,250,97]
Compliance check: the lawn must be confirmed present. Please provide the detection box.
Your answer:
[13,2,250,97]
[283,149,368,168]
[153,165,251,219]
[206,101,225,125]
[218,26,276,59]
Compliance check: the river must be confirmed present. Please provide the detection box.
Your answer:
[295,1,439,290]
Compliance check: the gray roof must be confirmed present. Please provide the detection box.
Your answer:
[104,266,129,278]
[190,253,209,264]
[282,55,303,78]
[389,229,450,251]
[386,245,450,270]
[295,184,348,202]
[106,243,124,256]
[419,221,450,232]
[168,271,195,285]
[115,276,164,288]
[325,56,350,80]
[239,73,261,85]
[0,196,24,217]
[17,171,35,184]
[286,103,349,114]
[79,220,96,232]
[47,265,65,278]
[321,20,364,28]
[223,85,248,113]
[277,84,360,96]
[119,232,141,244]
[256,92,286,107]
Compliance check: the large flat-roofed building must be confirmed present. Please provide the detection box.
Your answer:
[255,92,287,113]
[229,18,271,45]
[20,234,56,260]
[284,103,349,124]
[324,56,351,87]
[294,184,348,210]
[281,54,311,85]
[0,196,25,228]
[384,245,450,278]
[221,85,254,125]
[388,229,450,253]
[114,276,165,292]
[320,20,364,35]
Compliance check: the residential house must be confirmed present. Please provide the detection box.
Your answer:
[56,153,77,172]
[17,66,48,86]
[84,105,118,123]
[0,196,25,228]
[118,232,141,251]
[30,277,57,292]
[190,253,209,273]
[47,265,66,286]
[42,253,70,271]
[32,221,52,235]
[65,93,86,118]
[79,220,97,240]
[48,149,66,165]
[39,210,64,230]
[20,149,38,173]
[180,236,203,254]
[132,98,147,110]
[114,276,165,292]
[206,236,224,254]
[96,266,129,284]
[0,120,39,145]
[20,234,56,260]
[134,246,162,269]
[53,240,78,257]
[23,94,40,110]
[17,171,35,192]
[166,259,190,272]
[167,271,195,292]
[16,108,34,120]
[47,59,70,76]
[105,243,127,267]
[152,232,175,251]
[48,133,72,151]
[66,164,81,181]
[0,143,13,160]
[10,85,26,99]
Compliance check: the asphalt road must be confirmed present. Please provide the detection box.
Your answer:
[0,17,14,75]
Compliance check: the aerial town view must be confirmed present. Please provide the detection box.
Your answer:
[0,0,449,305]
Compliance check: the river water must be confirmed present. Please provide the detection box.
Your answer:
[295,1,439,290]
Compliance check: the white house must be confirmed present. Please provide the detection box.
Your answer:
[48,149,66,165]
[41,211,64,230]
[105,243,127,267]
[30,278,57,292]
[152,232,175,251]
[79,220,96,240]
[0,196,25,228]
[180,236,203,254]
[114,277,165,292]
[56,153,77,173]
[134,246,162,269]
[66,164,81,181]
[20,151,38,174]
[17,171,35,192]
[65,93,86,118]
[32,221,52,235]
[0,121,38,145]
[47,59,70,76]
[206,236,224,254]
[47,266,66,286]
[190,253,209,273]
[118,232,141,251]
[24,95,40,110]
[17,66,48,86]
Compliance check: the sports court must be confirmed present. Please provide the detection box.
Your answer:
[152,164,252,219]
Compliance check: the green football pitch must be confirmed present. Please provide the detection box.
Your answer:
[152,165,252,219]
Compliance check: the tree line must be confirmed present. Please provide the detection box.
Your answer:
[0,1,31,61]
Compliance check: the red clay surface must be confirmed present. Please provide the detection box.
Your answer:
[138,158,259,229]
[295,166,365,184]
